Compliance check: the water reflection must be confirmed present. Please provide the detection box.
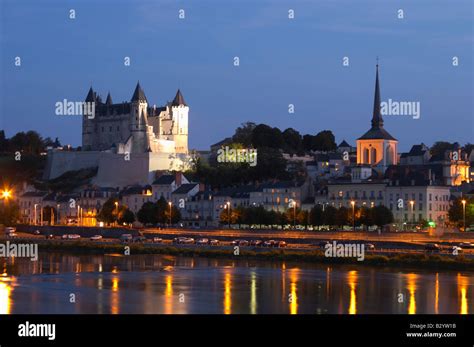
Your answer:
[289,268,298,315]
[458,273,469,314]
[406,273,418,315]
[347,270,357,314]
[0,254,472,314]
[224,271,231,314]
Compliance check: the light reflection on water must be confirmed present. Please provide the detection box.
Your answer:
[0,253,473,314]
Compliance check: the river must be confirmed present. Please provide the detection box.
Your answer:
[0,253,472,314]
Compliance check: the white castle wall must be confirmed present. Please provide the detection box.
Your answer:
[43,150,102,179]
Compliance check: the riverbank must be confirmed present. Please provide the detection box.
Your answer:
[35,240,474,271]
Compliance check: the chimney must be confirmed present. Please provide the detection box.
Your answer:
[175,172,182,186]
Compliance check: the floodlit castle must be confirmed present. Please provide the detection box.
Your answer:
[44,83,192,187]
[82,82,189,155]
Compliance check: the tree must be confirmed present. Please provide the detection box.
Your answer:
[97,198,120,225]
[448,197,474,228]
[335,206,349,228]
[251,124,283,149]
[323,206,337,227]
[232,122,256,146]
[358,206,374,229]
[137,201,158,225]
[0,202,20,226]
[309,205,324,226]
[282,128,303,154]
[42,206,57,225]
[430,141,454,158]
[372,205,393,228]
[313,130,337,151]
[119,208,135,225]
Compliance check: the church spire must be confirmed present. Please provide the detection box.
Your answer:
[172,89,187,106]
[85,86,95,102]
[371,64,383,128]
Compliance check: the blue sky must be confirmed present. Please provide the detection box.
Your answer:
[0,0,472,152]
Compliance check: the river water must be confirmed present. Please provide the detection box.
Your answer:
[0,253,472,314]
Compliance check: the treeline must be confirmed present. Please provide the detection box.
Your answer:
[232,122,337,154]
[219,204,394,229]
[0,130,61,155]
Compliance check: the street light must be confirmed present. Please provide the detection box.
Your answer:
[409,200,414,228]
[114,201,119,226]
[168,201,172,227]
[1,189,11,200]
[461,199,466,232]
[34,203,38,226]
[350,200,355,232]
[225,201,231,228]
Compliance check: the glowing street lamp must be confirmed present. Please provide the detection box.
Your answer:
[168,201,172,226]
[409,200,415,227]
[224,201,231,228]
[350,200,355,232]
[114,201,119,226]
[461,199,466,232]
[1,190,11,200]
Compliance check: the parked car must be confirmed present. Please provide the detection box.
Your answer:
[209,239,220,246]
[152,237,163,243]
[173,237,194,244]
[120,234,133,242]
[197,238,209,245]
[6,232,17,238]
[424,243,441,252]
[5,227,16,235]
[263,240,276,247]
[90,235,103,241]
[68,234,81,240]
[250,240,263,247]
[33,230,41,235]
[133,236,147,243]
[365,243,375,250]
[61,234,69,240]
[45,234,54,239]
[458,242,474,249]
[276,241,287,248]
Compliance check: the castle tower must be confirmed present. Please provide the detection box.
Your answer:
[82,86,96,151]
[170,89,189,154]
[129,82,150,153]
[356,65,398,173]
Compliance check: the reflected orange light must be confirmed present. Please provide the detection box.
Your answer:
[348,270,357,315]
[224,272,232,315]
[434,273,439,314]
[458,274,468,315]
[289,268,299,315]
[111,276,119,314]
[0,278,13,314]
[407,273,418,315]
[165,274,173,314]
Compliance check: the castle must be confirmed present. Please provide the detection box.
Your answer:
[43,83,192,187]
[82,83,189,155]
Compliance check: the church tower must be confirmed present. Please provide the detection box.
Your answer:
[170,89,189,154]
[356,65,398,173]
[129,82,150,153]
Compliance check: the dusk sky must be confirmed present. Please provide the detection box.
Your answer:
[0,0,472,152]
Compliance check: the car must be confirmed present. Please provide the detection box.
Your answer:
[133,236,147,243]
[68,234,81,240]
[452,246,463,254]
[6,232,17,238]
[365,243,375,250]
[120,234,133,242]
[209,239,220,246]
[61,234,69,240]
[5,227,16,234]
[458,242,474,249]
[263,240,276,247]
[45,234,54,239]
[33,230,41,235]
[152,237,163,243]
[238,240,249,246]
[90,235,103,241]
[197,238,209,245]
[424,243,441,252]
[250,240,263,247]
[173,237,194,244]
[276,241,287,248]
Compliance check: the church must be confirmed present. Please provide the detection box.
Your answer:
[82,82,189,155]
[356,65,398,173]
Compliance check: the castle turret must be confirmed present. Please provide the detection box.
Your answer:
[82,86,96,150]
[170,89,189,154]
[129,82,149,153]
